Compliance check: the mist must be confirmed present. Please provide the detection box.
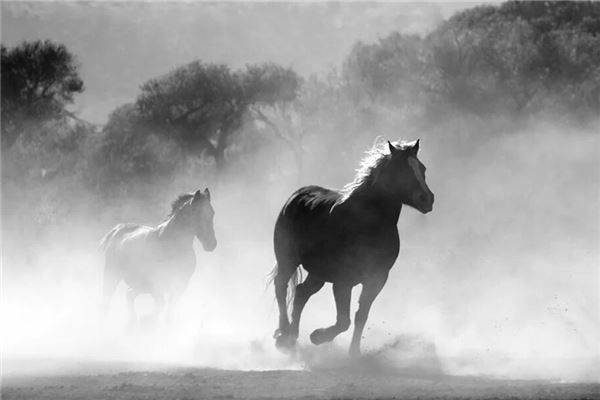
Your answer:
[3,117,598,383]
[2,0,599,388]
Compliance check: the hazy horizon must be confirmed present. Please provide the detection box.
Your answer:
[1,2,476,124]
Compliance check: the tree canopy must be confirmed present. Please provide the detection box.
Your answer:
[1,40,84,149]
[131,61,301,171]
[341,1,600,118]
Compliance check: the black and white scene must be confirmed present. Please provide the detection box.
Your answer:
[1,1,599,399]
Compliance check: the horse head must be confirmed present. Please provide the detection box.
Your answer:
[190,188,217,251]
[382,139,434,214]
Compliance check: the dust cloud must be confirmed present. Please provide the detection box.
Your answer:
[2,115,598,383]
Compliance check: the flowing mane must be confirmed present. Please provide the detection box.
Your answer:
[337,138,412,204]
[169,193,194,216]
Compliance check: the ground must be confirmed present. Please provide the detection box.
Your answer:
[3,360,599,400]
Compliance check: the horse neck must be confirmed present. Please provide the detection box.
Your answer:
[158,212,194,245]
[344,184,402,223]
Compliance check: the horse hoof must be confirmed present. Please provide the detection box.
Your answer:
[275,334,296,352]
[309,329,328,345]
[349,347,361,359]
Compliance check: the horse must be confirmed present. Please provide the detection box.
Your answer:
[99,188,216,326]
[272,139,434,356]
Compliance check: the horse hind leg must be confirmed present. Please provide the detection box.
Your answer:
[273,261,298,350]
[100,260,120,320]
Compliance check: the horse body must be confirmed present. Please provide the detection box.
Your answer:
[105,224,195,293]
[275,185,399,285]
[273,139,434,356]
[101,189,216,325]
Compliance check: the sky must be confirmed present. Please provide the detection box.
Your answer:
[1,2,476,124]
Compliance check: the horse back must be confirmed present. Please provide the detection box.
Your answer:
[279,185,339,222]
[103,222,195,293]
[100,223,145,252]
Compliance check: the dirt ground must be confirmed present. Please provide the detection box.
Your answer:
[3,359,599,400]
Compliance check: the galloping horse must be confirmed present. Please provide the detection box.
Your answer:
[100,188,216,325]
[272,139,434,356]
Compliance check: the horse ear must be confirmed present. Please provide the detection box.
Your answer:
[388,141,399,155]
[408,139,420,156]
[203,188,211,201]
[192,189,203,203]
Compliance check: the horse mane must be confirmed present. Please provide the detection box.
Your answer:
[169,192,194,216]
[337,137,412,204]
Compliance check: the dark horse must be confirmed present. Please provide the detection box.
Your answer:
[100,188,216,324]
[272,139,434,356]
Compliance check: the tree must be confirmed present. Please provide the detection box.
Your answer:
[342,33,427,105]
[340,1,600,119]
[92,104,183,193]
[133,61,301,174]
[428,1,600,115]
[1,40,84,149]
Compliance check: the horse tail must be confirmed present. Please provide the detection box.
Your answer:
[267,263,303,312]
[98,223,139,252]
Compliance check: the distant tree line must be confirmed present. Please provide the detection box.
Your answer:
[343,1,600,117]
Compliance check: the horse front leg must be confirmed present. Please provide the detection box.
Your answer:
[166,290,182,324]
[349,273,388,357]
[152,292,166,321]
[140,291,165,328]
[126,288,138,330]
[290,274,325,339]
[310,283,352,345]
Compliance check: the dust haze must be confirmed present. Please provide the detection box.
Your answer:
[2,1,599,387]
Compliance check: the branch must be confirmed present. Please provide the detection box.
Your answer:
[253,107,295,150]
[170,103,209,125]
[61,110,102,129]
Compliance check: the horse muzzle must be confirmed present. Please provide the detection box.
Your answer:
[202,239,217,252]
[413,191,434,214]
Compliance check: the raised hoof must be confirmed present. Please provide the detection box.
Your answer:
[309,328,329,345]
